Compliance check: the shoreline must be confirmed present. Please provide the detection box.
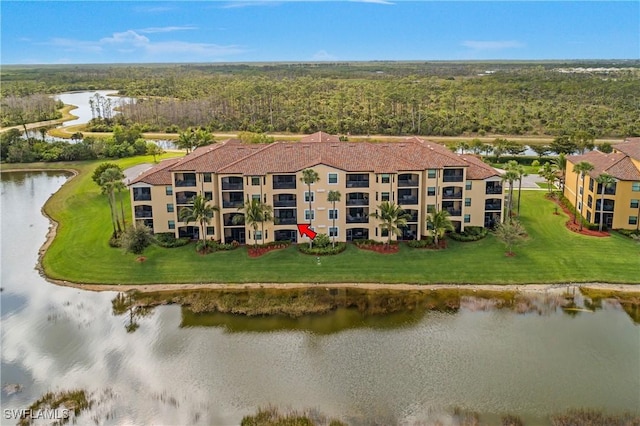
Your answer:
[12,167,639,295]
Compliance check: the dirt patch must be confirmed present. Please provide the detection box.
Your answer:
[355,243,399,254]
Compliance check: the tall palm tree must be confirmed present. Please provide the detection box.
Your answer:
[177,130,196,153]
[596,173,616,232]
[99,167,126,236]
[501,165,519,223]
[511,163,528,217]
[300,168,319,248]
[327,190,341,248]
[427,210,455,247]
[572,161,595,229]
[370,201,411,246]
[179,194,218,246]
[539,162,557,194]
[234,198,270,247]
[553,153,567,192]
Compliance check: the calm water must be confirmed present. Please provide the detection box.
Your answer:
[1,171,639,425]
[54,91,135,127]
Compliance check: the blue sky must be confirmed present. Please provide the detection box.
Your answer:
[1,1,638,64]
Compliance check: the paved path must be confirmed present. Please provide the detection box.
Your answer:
[495,170,548,190]
[123,163,153,184]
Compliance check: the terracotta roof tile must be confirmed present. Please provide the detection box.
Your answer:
[568,150,640,181]
[613,138,640,160]
[460,154,501,179]
[129,157,181,185]
[300,131,341,143]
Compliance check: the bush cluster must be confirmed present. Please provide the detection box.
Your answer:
[153,233,190,248]
[618,229,640,238]
[449,226,488,242]
[353,239,397,247]
[407,238,435,248]
[297,242,347,255]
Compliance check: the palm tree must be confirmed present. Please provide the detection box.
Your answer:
[179,194,218,246]
[177,129,196,153]
[370,201,411,246]
[235,198,270,247]
[427,209,455,247]
[511,163,528,217]
[99,167,126,236]
[596,173,616,232]
[300,168,319,248]
[553,153,567,192]
[572,161,594,229]
[501,164,519,222]
[539,162,557,194]
[327,190,341,248]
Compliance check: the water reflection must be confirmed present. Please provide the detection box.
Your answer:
[1,171,639,426]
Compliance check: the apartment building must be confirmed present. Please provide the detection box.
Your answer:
[129,132,505,244]
[564,137,640,230]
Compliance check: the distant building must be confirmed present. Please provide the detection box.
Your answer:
[129,132,505,244]
[564,137,640,230]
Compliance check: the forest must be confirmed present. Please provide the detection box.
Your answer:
[1,61,639,138]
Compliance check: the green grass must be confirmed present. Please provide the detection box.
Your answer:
[535,182,556,189]
[4,159,639,285]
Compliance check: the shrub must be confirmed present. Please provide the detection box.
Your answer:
[298,242,347,255]
[407,238,434,248]
[313,233,331,248]
[153,232,190,248]
[449,226,488,242]
[617,229,640,238]
[121,224,153,255]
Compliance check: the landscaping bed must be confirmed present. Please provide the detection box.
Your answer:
[247,241,291,257]
[549,194,610,237]
[354,239,399,253]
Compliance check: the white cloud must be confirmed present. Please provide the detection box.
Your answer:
[461,40,525,50]
[138,26,198,34]
[312,50,337,61]
[100,30,150,47]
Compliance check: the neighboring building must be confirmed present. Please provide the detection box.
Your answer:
[564,137,640,230]
[129,132,505,244]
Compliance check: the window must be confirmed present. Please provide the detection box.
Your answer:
[427,187,436,196]
[252,194,260,201]
[304,210,315,220]
[328,173,338,184]
[165,186,173,196]
[579,186,583,196]
[329,227,338,237]
[168,220,175,230]
[465,181,472,190]
[629,216,638,225]
[381,228,389,237]
[304,191,314,202]
[427,204,436,213]
[255,230,263,240]
[167,203,174,213]
[586,211,592,222]
[631,199,639,209]
[633,182,640,192]
[427,169,437,179]
[381,192,390,201]
[588,178,594,192]
[203,173,212,183]
[578,201,582,211]
[206,226,215,236]
[204,191,213,201]
[464,214,471,223]
[329,209,338,220]
[587,195,593,208]
[381,174,390,184]
[465,198,471,207]
[251,176,260,186]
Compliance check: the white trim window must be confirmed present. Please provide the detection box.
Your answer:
[304,210,315,220]
[329,209,338,220]
[304,191,315,202]
[328,173,338,184]
[329,227,338,237]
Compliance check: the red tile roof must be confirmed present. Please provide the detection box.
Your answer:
[568,150,640,181]
[300,131,341,143]
[129,157,181,185]
[613,138,640,161]
[460,154,501,179]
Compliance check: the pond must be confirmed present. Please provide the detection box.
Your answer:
[1,171,638,425]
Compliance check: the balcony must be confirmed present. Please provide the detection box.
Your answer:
[596,183,616,195]
[347,207,369,224]
[273,194,297,207]
[442,187,463,199]
[346,192,369,206]
[443,169,464,182]
[595,200,615,212]
[346,174,369,188]
[134,205,153,218]
[132,188,151,201]
[273,175,296,190]
[275,217,297,225]
[445,209,462,217]
[405,209,419,223]
[398,188,418,205]
[175,173,196,187]
[223,213,244,227]
[485,199,502,211]
[275,208,297,225]
[222,191,244,209]
[176,191,197,205]
[222,177,243,191]
[443,201,462,217]
[486,182,503,194]
[223,200,243,209]
[398,173,419,187]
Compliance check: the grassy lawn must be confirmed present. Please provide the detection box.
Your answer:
[4,158,639,285]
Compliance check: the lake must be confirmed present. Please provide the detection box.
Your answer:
[0,171,638,425]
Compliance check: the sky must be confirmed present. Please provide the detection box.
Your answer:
[1,1,638,64]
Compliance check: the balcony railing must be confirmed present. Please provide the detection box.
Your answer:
[442,192,463,199]
[273,181,296,190]
[176,196,195,205]
[445,209,462,216]
[485,203,502,211]
[407,214,419,222]
[346,198,369,206]
[274,200,296,207]
[222,182,243,190]
[443,175,464,182]
[175,180,196,187]
[486,186,503,194]
[398,179,419,187]
[346,180,370,188]
[346,216,369,224]
[223,200,243,209]
[134,211,153,218]
[133,193,151,201]
[398,196,418,205]
[275,217,297,225]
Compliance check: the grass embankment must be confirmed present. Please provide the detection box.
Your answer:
[3,157,639,285]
